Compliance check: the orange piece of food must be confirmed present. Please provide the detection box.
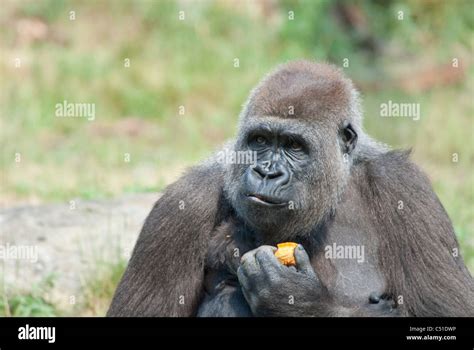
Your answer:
[274,242,298,266]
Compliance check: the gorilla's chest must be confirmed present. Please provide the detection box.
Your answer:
[198,211,385,316]
[313,220,385,306]
[319,183,386,305]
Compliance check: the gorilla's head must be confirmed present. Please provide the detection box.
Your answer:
[224,61,362,241]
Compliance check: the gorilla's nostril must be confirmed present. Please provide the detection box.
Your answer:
[266,170,283,179]
[369,292,381,304]
[252,165,266,178]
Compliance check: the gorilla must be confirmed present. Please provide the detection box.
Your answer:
[108,60,474,317]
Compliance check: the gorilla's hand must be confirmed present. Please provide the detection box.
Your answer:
[237,244,329,316]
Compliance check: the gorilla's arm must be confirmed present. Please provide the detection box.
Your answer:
[107,162,224,316]
[364,150,474,316]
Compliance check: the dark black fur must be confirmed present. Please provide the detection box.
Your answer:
[107,61,474,317]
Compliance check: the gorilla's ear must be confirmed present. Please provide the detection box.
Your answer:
[340,123,358,154]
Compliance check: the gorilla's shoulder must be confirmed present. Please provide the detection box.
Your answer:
[141,159,226,237]
[358,149,444,215]
[174,160,225,193]
[364,149,432,189]
[160,159,225,209]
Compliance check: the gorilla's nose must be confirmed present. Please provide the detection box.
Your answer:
[252,162,290,185]
[253,163,281,179]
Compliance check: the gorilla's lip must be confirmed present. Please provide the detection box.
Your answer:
[246,194,287,207]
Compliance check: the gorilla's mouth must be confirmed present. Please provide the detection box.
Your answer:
[247,194,287,207]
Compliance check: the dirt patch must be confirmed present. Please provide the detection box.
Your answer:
[0,193,157,311]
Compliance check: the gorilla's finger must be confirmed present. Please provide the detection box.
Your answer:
[255,246,282,276]
[239,282,255,307]
[239,249,266,287]
[294,244,315,275]
[240,249,260,273]
[264,245,278,253]
[255,246,279,263]
[237,266,252,290]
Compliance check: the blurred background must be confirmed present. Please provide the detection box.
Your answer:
[0,0,472,316]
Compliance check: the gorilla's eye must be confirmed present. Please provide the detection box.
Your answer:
[255,135,267,145]
[289,140,302,151]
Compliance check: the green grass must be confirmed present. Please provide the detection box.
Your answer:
[1,293,59,317]
[79,258,127,316]
[0,259,127,317]
[0,274,59,317]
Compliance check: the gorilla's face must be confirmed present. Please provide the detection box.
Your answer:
[242,124,310,208]
[225,117,356,241]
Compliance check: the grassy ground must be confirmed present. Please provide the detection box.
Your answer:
[1,257,127,316]
[1,0,473,315]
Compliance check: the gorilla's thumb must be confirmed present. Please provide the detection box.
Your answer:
[294,245,315,275]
